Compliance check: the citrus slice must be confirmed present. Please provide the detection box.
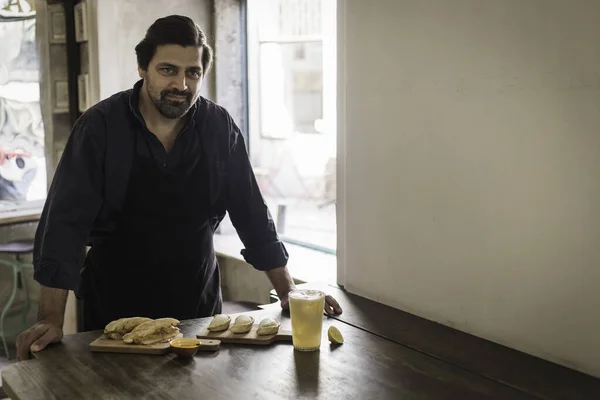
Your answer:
[328,326,344,344]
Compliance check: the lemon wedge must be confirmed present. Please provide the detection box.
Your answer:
[328,326,344,344]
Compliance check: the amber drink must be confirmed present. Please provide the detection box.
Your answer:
[288,289,325,351]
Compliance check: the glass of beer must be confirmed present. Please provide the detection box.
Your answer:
[288,289,326,351]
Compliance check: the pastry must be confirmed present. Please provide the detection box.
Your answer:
[104,317,153,340]
[124,325,180,345]
[123,318,181,345]
[207,314,231,332]
[230,315,254,334]
[257,318,280,336]
[106,332,125,340]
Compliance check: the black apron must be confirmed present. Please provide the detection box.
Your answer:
[80,144,222,331]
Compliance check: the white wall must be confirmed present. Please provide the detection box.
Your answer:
[338,0,600,378]
[94,0,214,101]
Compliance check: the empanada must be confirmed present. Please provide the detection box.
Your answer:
[123,318,181,344]
[257,318,280,336]
[104,317,153,339]
[207,314,231,332]
[230,315,254,334]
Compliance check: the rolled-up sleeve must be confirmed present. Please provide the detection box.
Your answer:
[224,115,289,271]
[33,114,105,290]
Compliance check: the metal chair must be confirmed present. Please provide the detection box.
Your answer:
[0,239,34,360]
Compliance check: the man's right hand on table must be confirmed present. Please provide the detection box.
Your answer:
[16,286,68,360]
[16,320,63,361]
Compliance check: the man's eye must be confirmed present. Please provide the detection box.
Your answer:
[161,68,175,74]
[188,70,201,79]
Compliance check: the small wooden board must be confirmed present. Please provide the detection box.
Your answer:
[196,325,293,345]
[90,334,221,355]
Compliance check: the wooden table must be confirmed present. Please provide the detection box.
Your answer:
[2,309,539,400]
[266,283,600,400]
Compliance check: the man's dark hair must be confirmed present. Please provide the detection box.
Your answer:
[135,15,213,74]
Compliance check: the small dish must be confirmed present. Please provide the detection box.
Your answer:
[170,338,201,357]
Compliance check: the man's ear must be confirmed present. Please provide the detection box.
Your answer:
[138,67,146,79]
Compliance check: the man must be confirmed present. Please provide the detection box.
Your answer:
[16,15,342,361]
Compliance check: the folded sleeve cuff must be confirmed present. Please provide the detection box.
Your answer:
[33,261,80,291]
[240,241,289,271]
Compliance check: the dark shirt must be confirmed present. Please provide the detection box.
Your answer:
[33,80,289,292]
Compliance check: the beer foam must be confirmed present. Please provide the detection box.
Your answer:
[289,289,325,300]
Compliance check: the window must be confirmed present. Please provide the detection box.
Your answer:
[0,0,46,207]
[244,0,337,280]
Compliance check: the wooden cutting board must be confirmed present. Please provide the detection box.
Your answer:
[89,334,221,355]
[196,325,293,345]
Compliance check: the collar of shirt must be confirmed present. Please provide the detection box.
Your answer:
[127,79,202,169]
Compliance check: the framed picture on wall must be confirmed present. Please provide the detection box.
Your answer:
[78,73,90,112]
[53,80,69,113]
[74,1,88,43]
[48,5,66,44]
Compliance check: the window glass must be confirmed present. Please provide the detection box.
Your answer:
[0,0,47,206]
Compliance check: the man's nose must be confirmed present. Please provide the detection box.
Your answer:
[170,73,188,92]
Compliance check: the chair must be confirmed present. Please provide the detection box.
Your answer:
[0,239,34,360]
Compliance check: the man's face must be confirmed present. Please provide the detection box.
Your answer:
[139,44,204,119]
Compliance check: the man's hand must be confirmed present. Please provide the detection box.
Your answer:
[16,321,63,361]
[322,294,343,315]
[264,266,343,315]
[16,285,68,360]
[280,293,343,315]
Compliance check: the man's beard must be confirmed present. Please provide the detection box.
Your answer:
[148,86,194,119]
